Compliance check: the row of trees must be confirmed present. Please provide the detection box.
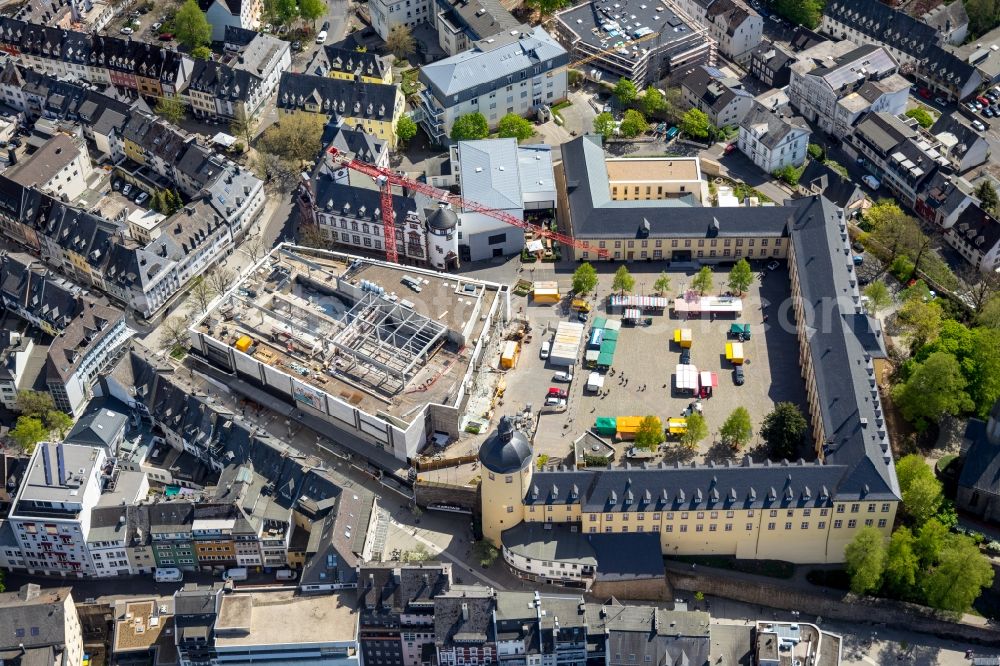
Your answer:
[448,112,535,143]
[845,455,993,613]
[571,262,755,298]
[9,391,74,453]
[263,0,327,29]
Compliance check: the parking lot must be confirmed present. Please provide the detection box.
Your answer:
[496,262,810,467]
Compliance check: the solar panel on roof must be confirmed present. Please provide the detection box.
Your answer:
[703,66,725,79]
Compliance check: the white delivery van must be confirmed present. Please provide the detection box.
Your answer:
[155,567,183,583]
[539,339,551,359]
[275,569,298,581]
[224,567,248,581]
[586,371,605,393]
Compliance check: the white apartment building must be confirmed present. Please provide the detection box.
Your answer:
[46,302,131,417]
[9,443,108,577]
[0,327,36,409]
[370,0,430,39]
[738,102,811,174]
[788,41,909,136]
[418,26,568,144]
[6,134,93,203]
[674,0,763,63]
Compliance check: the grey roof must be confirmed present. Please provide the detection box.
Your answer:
[852,112,916,155]
[556,0,699,55]
[457,139,523,210]
[6,134,82,189]
[517,144,555,195]
[590,603,711,666]
[561,136,789,239]
[321,46,390,81]
[434,587,496,646]
[323,122,386,164]
[419,26,567,102]
[740,102,810,150]
[797,160,863,209]
[65,405,128,449]
[0,252,85,332]
[683,65,751,114]
[478,416,533,474]
[427,206,459,231]
[823,0,938,60]
[960,415,1000,494]
[0,585,71,651]
[436,0,520,41]
[922,1,968,31]
[752,39,793,72]
[87,505,128,543]
[277,72,398,120]
[501,522,599,567]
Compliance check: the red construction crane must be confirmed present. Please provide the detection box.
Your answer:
[327,147,608,263]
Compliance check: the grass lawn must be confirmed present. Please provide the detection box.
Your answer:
[401,68,421,96]
[668,555,795,579]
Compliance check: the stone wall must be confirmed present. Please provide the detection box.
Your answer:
[666,563,1000,647]
[592,576,671,602]
[414,479,480,513]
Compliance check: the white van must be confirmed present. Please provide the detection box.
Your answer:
[315,30,327,43]
[275,569,298,581]
[154,567,183,583]
[539,339,551,359]
[225,567,249,581]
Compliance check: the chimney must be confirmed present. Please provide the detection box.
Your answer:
[461,602,469,621]
[41,443,53,486]
[56,442,66,486]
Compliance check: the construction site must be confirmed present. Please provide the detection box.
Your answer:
[188,245,511,465]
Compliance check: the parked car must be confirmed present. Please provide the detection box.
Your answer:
[547,387,567,399]
[225,567,248,581]
[934,96,947,105]
[977,96,991,106]
[539,339,551,359]
[724,143,737,154]
[972,119,987,132]
[553,370,573,383]
[155,567,183,582]
[275,569,297,581]
[766,260,780,271]
[315,30,327,43]
[734,366,745,386]
[967,102,980,112]
[918,87,932,99]
[679,349,691,365]
[151,21,162,30]
[120,26,133,34]
[321,20,330,31]
[291,40,301,51]
[862,174,880,189]
[112,179,122,191]
[135,191,149,205]
[544,396,567,408]
[158,32,174,40]
[122,183,132,196]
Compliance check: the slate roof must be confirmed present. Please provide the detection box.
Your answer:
[186,59,261,103]
[0,252,84,331]
[46,301,126,383]
[948,203,1000,254]
[321,46,390,81]
[823,0,938,60]
[323,122,387,164]
[434,587,496,646]
[419,26,567,101]
[87,505,129,543]
[479,416,533,474]
[457,139,523,211]
[683,65,752,113]
[0,585,71,651]
[436,0,520,41]
[960,411,1000,495]
[922,1,968,32]
[277,72,398,119]
[797,160,863,209]
[312,169,433,225]
[64,404,128,449]
[852,112,916,155]
[560,136,789,239]
[740,102,809,150]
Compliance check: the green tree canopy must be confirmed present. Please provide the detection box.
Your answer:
[386,25,416,59]
[863,281,891,315]
[897,297,943,348]
[914,518,949,569]
[524,0,571,14]
[640,87,665,117]
[618,109,648,138]
[634,415,665,450]
[396,116,417,144]
[905,107,935,128]
[497,113,535,142]
[772,0,824,28]
[10,416,47,453]
[593,112,616,139]
[895,454,944,526]
[16,390,55,418]
[845,527,887,595]
[719,407,752,450]
[260,113,326,163]
[299,0,326,26]
[922,533,995,613]
[154,96,186,124]
[893,351,974,430]
[611,265,635,293]
[652,272,671,295]
[450,112,489,141]
[572,263,598,294]
[265,0,298,25]
[45,410,74,439]
[190,45,211,60]
[174,0,212,48]
[691,266,713,294]
[679,109,711,141]
[883,527,919,598]
[759,402,807,461]
[472,540,500,566]
[727,258,753,295]
[613,77,638,106]
[679,411,707,450]
[976,180,999,215]
[966,0,1000,38]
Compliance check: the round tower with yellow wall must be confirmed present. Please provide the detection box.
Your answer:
[479,416,533,547]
